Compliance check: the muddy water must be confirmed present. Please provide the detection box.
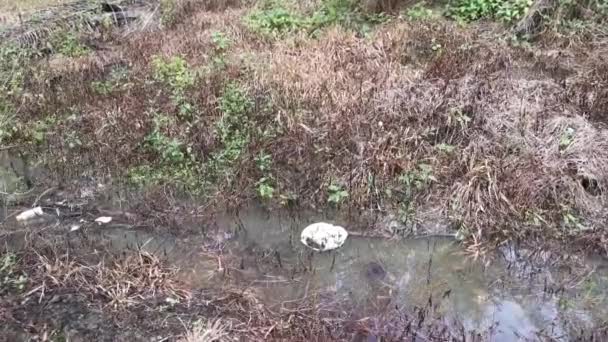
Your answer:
[77,204,608,341]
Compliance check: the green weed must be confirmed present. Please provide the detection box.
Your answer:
[144,114,190,164]
[327,183,349,204]
[151,55,196,119]
[246,6,305,36]
[151,55,195,96]
[405,2,436,21]
[446,0,533,23]
[256,177,275,199]
[255,151,275,200]
[245,0,389,37]
[436,143,456,154]
[559,127,575,152]
[160,0,179,27]
[91,67,131,95]
[208,83,254,179]
[54,31,89,57]
[0,252,27,295]
[211,31,231,70]
[394,164,436,226]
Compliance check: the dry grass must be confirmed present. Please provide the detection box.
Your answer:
[30,248,190,308]
[3,0,608,255]
[179,319,233,342]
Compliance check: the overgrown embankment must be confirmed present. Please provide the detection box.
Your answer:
[1,0,607,253]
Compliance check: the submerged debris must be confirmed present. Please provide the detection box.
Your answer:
[94,216,112,225]
[300,222,348,251]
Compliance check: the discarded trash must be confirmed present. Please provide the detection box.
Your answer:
[300,222,348,252]
[95,216,113,224]
[16,207,44,222]
[69,224,81,232]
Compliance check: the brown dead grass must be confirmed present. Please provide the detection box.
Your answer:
[4,1,608,255]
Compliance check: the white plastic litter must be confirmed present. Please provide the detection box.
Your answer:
[69,224,81,232]
[300,222,348,252]
[16,207,44,222]
[94,216,113,224]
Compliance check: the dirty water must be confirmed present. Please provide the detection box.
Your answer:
[39,204,606,341]
[2,156,608,341]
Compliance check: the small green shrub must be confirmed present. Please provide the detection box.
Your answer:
[144,114,189,164]
[559,127,575,152]
[151,55,196,119]
[160,0,179,27]
[211,31,231,69]
[328,183,349,204]
[151,55,195,95]
[255,151,275,200]
[446,0,533,23]
[91,67,131,95]
[0,252,27,295]
[256,177,275,199]
[405,2,436,21]
[246,6,305,35]
[208,84,254,178]
[55,32,89,57]
[245,0,389,37]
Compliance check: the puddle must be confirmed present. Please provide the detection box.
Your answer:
[64,203,608,341]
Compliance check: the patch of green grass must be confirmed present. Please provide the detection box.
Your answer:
[211,31,231,70]
[393,164,437,227]
[246,6,305,36]
[255,151,275,200]
[245,0,389,37]
[0,252,27,295]
[91,67,131,96]
[446,0,533,23]
[207,83,254,179]
[404,2,437,21]
[151,55,196,119]
[54,31,89,57]
[144,114,191,164]
[327,182,349,205]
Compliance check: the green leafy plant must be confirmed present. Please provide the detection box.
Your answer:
[144,114,188,164]
[55,32,89,57]
[559,127,575,151]
[151,55,195,95]
[151,55,196,119]
[328,183,349,204]
[160,0,179,27]
[254,151,276,200]
[91,67,131,95]
[208,84,254,178]
[245,0,388,37]
[446,0,532,23]
[256,177,275,199]
[405,2,435,20]
[1,252,27,295]
[211,31,231,69]
[394,164,436,226]
[245,6,305,36]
